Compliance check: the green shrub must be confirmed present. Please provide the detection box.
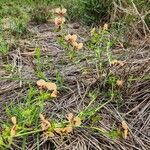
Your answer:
[47,0,113,25]
[79,0,113,25]
[31,5,52,24]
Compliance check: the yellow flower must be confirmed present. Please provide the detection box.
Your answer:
[39,114,55,138]
[42,131,55,139]
[61,125,73,134]
[46,82,57,97]
[46,82,57,92]
[67,113,74,123]
[47,132,55,138]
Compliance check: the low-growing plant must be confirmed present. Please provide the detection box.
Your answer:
[35,48,47,80]
[0,38,9,55]
[9,17,29,37]
[87,24,114,77]
[80,0,113,25]
[55,69,64,89]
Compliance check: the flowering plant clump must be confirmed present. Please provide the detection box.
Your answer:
[65,34,77,44]
[54,113,82,135]
[65,34,83,50]
[54,17,65,27]
[39,114,55,138]
[39,113,82,138]
[37,79,58,97]
[53,7,67,29]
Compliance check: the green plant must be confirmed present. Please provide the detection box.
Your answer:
[57,35,77,60]
[0,86,48,149]
[106,128,122,139]
[31,5,52,24]
[0,38,9,55]
[3,64,13,73]
[49,0,113,25]
[87,26,115,78]
[35,48,47,80]
[0,1,30,37]
[0,124,13,149]
[80,0,113,25]
[55,69,64,88]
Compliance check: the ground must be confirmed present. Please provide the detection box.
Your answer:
[0,19,150,150]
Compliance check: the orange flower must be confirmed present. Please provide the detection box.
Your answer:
[46,81,58,97]
[65,34,83,50]
[73,116,82,126]
[62,125,73,133]
[36,79,47,89]
[122,121,129,139]
[36,79,58,97]
[46,82,57,91]
[39,114,55,138]
[54,113,81,136]
[72,42,83,50]
[51,90,58,98]
[11,116,17,125]
[65,34,77,44]
[54,125,73,135]
[55,8,67,16]
[67,113,74,122]
[39,113,51,131]
[116,80,124,88]
[72,41,78,47]
[54,128,62,135]
[43,131,55,138]
[110,60,124,66]
[54,17,65,27]
[67,113,81,127]
[10,116,17,137]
